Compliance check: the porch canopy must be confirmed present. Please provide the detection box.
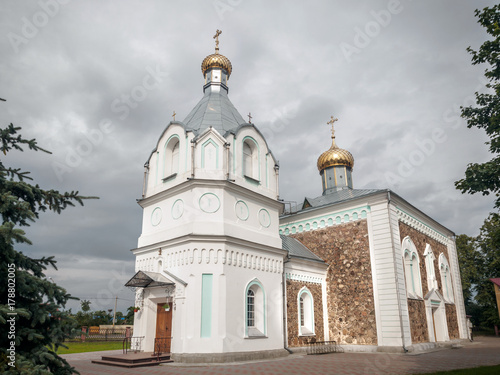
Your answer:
[125,270,175,288]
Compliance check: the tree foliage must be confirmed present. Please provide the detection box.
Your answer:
[457,214,500,327]
[456,5,500,208]
[0,124,96,374]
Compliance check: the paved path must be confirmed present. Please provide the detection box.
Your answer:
[65,337,500,375]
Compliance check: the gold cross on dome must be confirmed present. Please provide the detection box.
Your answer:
[213,29,222,53]
[172,111,176,121]
[327,116,338,138]
[248,112,252,124]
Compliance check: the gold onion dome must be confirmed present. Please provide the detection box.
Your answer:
[201,29,232,78]
[201,53,232,77]
[317,116,354,171]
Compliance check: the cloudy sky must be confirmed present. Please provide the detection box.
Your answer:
[1,0,497,313]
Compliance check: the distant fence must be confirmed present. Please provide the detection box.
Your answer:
[67,326,134,342]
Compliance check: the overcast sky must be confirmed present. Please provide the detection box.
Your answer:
[1,0,497,314]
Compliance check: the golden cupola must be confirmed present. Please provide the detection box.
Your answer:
[317,116,354,194]
[201,29,232,79]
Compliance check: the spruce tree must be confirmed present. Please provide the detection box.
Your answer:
[0,124,96,374]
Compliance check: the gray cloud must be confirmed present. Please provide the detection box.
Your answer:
[1,0,497,312]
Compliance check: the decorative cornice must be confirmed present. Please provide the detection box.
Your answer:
[396,207,448,245]
[285,272,323,284]
[279,205,370,235]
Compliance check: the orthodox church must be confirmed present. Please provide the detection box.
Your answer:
[125,32,468,363]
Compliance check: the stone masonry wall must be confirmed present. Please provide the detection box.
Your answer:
[398,222,449,295]
[291,220,377,345]
[407,299,429,343]
[446,304,459,339]
[399,222,459,341]
[286,280,324,347]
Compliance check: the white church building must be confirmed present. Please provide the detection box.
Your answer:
[125,32,468,363]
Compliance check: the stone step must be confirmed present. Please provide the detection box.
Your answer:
[91,358,173,368]
[100,354,170,364]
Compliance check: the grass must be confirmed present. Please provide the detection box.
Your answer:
[415,365,500,375]
[54,341,123,354]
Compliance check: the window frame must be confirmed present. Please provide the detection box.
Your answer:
[438,253,454,303]
[297,287,315,336]
[242,136,260,182]
[163,135,180,180]
[244,279,266,338]
[401,236,423,299]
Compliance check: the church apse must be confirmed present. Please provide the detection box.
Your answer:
[291,219,377,345]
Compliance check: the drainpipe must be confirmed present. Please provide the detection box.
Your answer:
[225,142,231,180]
[275,163,280,200]
[387,190,408,353]
[142,163,149,198]
[190,139,195,179]
[282,255,293,354]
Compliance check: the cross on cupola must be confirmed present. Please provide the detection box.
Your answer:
[248,112,252,124]
[327,116,338,139]
[172,111,176,121]
[213,29,222,54]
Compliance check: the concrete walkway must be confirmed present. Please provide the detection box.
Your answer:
[64,337,500,375]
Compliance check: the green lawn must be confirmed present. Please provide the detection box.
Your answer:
[415,365,500,375]
[54,341,123,354]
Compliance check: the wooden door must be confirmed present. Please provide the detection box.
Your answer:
[155,303,172,353]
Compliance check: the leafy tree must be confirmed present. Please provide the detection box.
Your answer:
[80,300,91,313]
[0,124,96,374]
[456,5,500,208]
[456,234,481,306]
[456,214,500,328]
[125,306,135,325]
[475,213,500,327]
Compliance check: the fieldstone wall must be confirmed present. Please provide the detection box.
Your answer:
[286,280,324,347]
[445,304,459,339]
[398,222,449,297]
[407,299,428,343]
[291,220,377,345]
[399,222,461,341]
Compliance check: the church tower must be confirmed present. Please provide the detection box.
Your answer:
[317,116,354,194]
[128,31,288,363]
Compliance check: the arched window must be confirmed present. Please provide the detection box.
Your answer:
[247,289,255,327]
[439,254,454,303]
[245,280,265,337]
[424,244,438,292]
[298,287,314,336]
[242,138,259,181]
[171,142,179,173]
[164,136,180,179]
[401,236,423,299]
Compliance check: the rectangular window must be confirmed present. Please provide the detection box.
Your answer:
[200,274,213,338]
